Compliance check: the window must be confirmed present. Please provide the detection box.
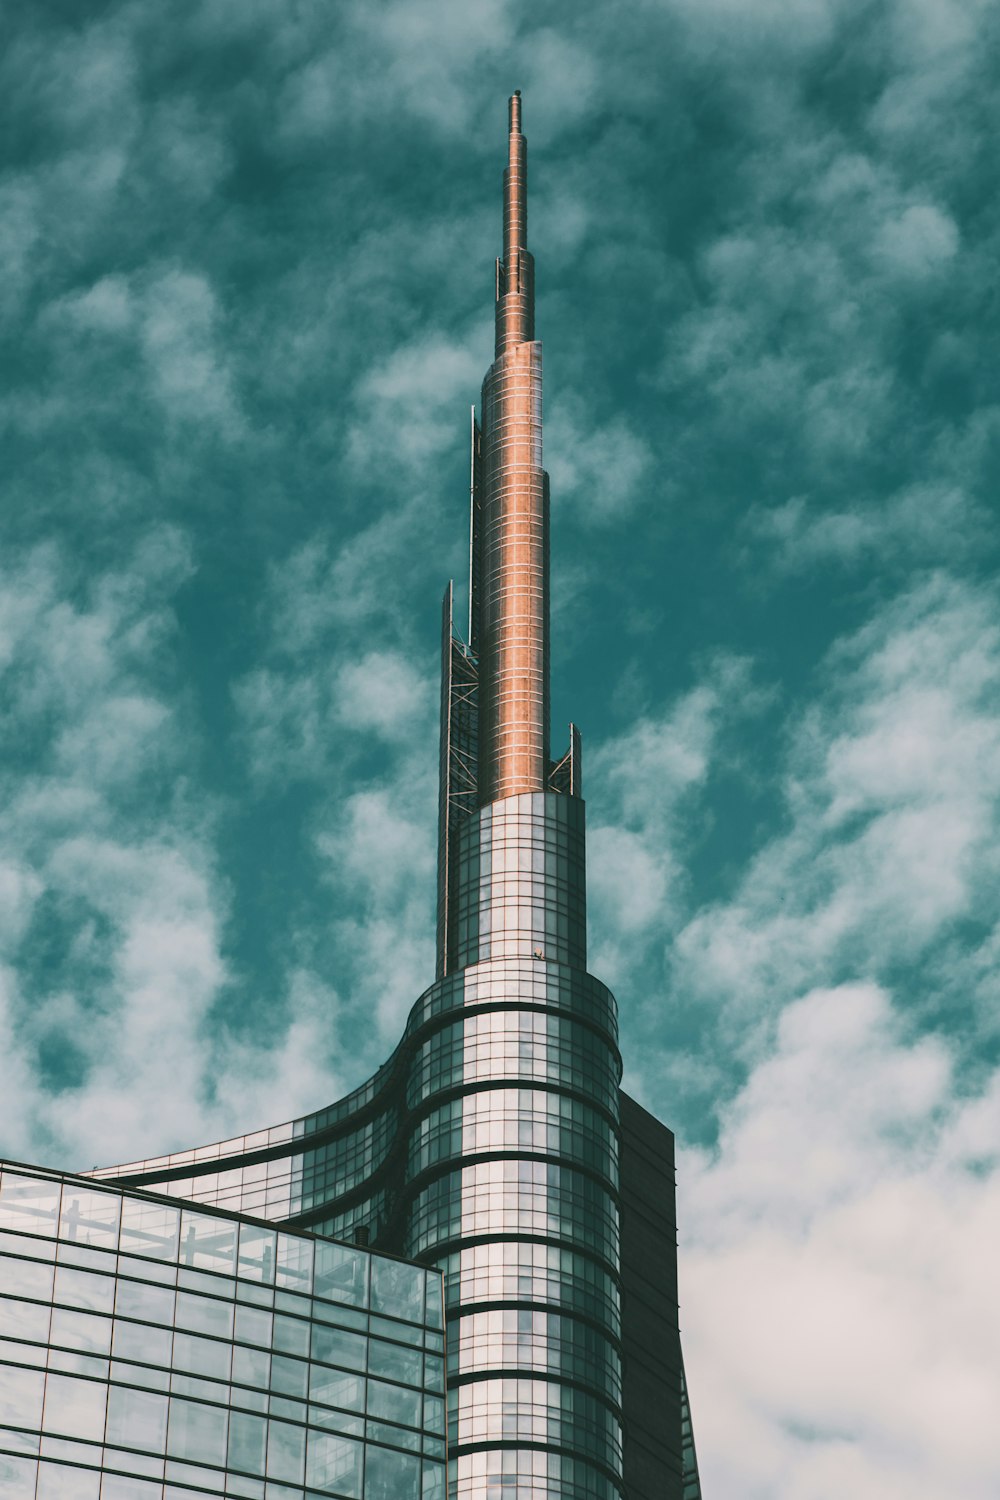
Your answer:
[306,1430,362,1496]
[0,1298,50,1344]
[0,1363,45,1429]
[119,1200,180,1263]
[166,1395,227,1468]
[265,1418,305,1483]
[58,1190,119,1249]
[40,1372,107,1441]
[228,1409,266,1475]
[0,1175,60,1238]
[105,1386,168,1453]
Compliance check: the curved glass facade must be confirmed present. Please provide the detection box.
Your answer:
[85,93,701,1500]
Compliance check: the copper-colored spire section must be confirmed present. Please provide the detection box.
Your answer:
[477,92,549,802]
[495,89,534,357]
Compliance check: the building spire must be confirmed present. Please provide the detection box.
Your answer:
[496,90,534,356]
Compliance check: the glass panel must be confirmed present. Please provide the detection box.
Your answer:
[423,1355,444,1393]
[367,1340,422,1387]
[309,1367,364,1412]
[36,1461,100,1499]
[112,1320,172,1367]
[421,1461,445,1500]
[269,1356,307,1399]
[0,1256,54,1301]
[265,1420,304,1484]
[237,1224,275,1285]
[365,1444,419,1500]
[41,1371,107,1440]
[423,1395,445,1435]
[366,1419,419,1451]
[59,1189,120,1249]
[228,1410,267,1476]
[275,1237,312,1296]
[174,1292,233,1339]
[106,1386,169,1452]
[235,1306,272,1348]
[172,1332,231,1381]
[53,1267,114,1316]
[0,1363,45,1428]
[0,1174,60,1237]
[167,1396,228,1467]
[306,1431,362,1496]
[313,1243,367,1308]
[233,1345,270,1390]
[50,1308,112,1355]
[272,1317,308,1358]
[119,1199,181,1262]
[179,1212,236,1276]
[0,1297,50,1343]
[367,1380,421,1429]
[423,1276,443,1331]
[0,1454,36,1499]
[115,1280,175,1325]
[269,1356,305,1398]
[369,1259,423,1322]
[311,1326,366,1374]
[101,1477,163,1499]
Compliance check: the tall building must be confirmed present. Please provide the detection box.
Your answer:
[0,96,702,1500]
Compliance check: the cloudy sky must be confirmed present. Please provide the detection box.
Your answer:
[2,0,998,1494]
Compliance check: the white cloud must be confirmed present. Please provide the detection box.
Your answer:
[546,398,652,524]
[588,656,765,979]
[335,650,431,741]
[0,535,354,1168]
[670,574,1000,1033]
[348,329,487,470]
[873,203,960,280]
[682,983,1000,1499]
[316,778,436,1038]
[745,484,988,573]
[140,269,243,432]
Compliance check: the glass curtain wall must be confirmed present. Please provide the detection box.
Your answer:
[0,1163,446,1500]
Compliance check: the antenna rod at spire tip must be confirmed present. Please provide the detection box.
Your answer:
[508,91,522,134]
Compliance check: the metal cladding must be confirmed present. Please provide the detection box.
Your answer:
[477,91,549,803]
[90,93,699,1500]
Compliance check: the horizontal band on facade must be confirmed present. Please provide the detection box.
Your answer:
[414,1230,622,1284]
[447,1437,625,1494]
[445,1363,623,1420]
[440,1296,623,1349]
[393,1148,621,1208]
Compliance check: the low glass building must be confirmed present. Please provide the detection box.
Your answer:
[0,1162,447,1500]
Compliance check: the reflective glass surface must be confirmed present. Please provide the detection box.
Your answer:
[0,1165,446,1500]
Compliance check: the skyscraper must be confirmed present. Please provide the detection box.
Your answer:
[1,95,702,1500]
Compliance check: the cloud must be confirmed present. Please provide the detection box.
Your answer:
[0,534,354,1167]
[873,203,960,280]
[682,982,1000,1500]
[348,328,488,471]
[546,397,652,524]
[743,484,990,574]
[588,655,767,976]
[140,269,244,434]
[671,574,1000,1045]
[316,777,437,1041]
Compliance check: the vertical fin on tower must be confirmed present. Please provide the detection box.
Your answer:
[548,722,583,797]
[468,407,482,655]
[436,582,480,978]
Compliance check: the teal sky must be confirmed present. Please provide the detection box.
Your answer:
[3,1,999,1495]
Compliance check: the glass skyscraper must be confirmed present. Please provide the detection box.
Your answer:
[0,95,702,1500]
